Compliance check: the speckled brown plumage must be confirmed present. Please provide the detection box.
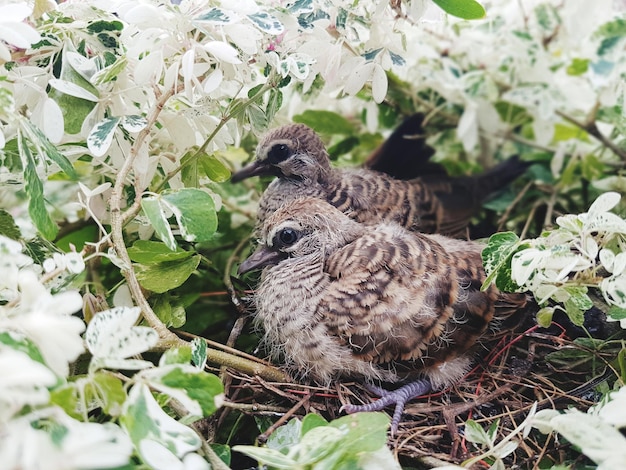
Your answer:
[238,198,529,432]
[231,122,529,237]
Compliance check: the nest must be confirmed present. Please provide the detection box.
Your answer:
[201,314,622,469]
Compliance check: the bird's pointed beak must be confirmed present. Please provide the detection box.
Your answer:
[231,160,273,183]
[238,246,284,275]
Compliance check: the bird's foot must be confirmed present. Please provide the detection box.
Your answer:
[340,379,432,435]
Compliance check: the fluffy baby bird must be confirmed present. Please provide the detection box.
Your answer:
[238,197,528,434]
[231,122,529,237]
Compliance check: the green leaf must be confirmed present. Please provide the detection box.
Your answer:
[564,298,585,326]
[232,446,297,469]
[87,116,121,157]
[328,136,360,159]
[301,413,329,436]
[607,306,626,320]
[19,132,58,240]
[464,419,492,445]
[121,383,201,460]
[200,153,231,183]
[567,58,590,76]
[89,372,127,416]
[0,331,47,365]
[0,209,21,239]
[494,101,532,125]
[266,418,302,451]
[120,114,148,133]
[617,347,626,383]
[152,295,187,327]
[159,367,224,416]
[86,19,124,33]
[266,88,283,123]
[191,338,208,370]
[246,103,268,133]
[329,412,389,454]
[135,255,201,293]
[296,426,344,464]
[536,307,555,328]
[293,110,355,135]
[141,197,176,251]
[247,12,284,35]
[161,189,218,244]
[160,346,192,366]
[487,418,500,442]
[127,240,192,264]
[210,443,231,466]
[552,123,589,143]
[50,385,82,419]
[481,232,526,292]
[432,0,486,19]
[22,120,78,179]
[564,287,593,311]
[195,8,236,24]
[93,56,128,85]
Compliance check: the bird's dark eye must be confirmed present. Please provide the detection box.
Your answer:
[275,228,300,248]
[267,143,291,164]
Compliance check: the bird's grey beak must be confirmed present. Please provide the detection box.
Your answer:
[238,246,284,275]
[231,160,273,182]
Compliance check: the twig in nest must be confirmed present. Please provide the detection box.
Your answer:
[257,393,312,444]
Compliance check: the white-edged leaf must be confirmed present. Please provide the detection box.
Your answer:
[134,50,164,85]
[203,68,223,93]
[600,248,616,272]
[141,196,177,251]
[191,337,207,370]
[232,446,297,469]
[139,440,185,470]
[587,191,620,216]
[37,97,64,144]
[48,78,99,102]
[122,383,201,460]
[22,119,77,178]
[121,115,148,133]
[247,12,284,35]
[493,440,519,459]
[19,132,57,239]
[88,116,121,157]
[195,7,239,24]
[139,364,224,417]
[464,419,491,445]
[160,189,218,243]
[457,102,479,151]
[371,63,388,103]
[66,51,98,81]
[202,41,242,64]
[613,252,626,275]
[85,307,159,361]
[344,62,374,96]
[0,21,40,49]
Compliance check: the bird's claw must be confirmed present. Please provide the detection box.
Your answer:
[341,379,432,435]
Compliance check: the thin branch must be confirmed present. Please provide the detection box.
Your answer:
[556,109,626,161]
[109,86,178,341]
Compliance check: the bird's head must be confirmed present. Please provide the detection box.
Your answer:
[231,124,331,183]
[237,198,362,274]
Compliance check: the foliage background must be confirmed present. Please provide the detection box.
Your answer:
[0,0,625,468]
